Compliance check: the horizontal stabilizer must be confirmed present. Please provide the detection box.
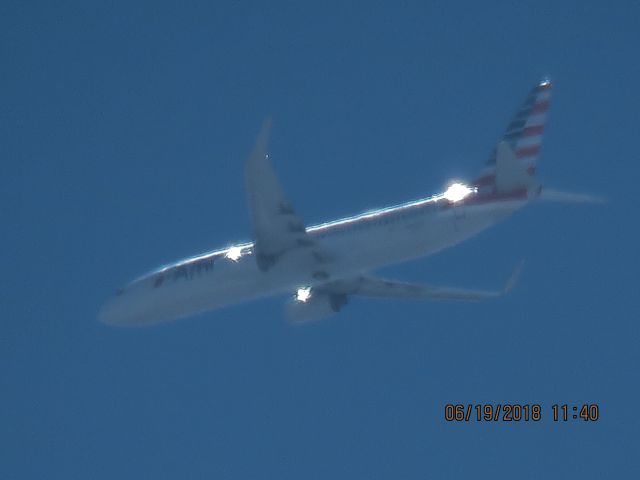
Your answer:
[538,189,606,204]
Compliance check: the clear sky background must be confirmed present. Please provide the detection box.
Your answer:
[2,1,639,478]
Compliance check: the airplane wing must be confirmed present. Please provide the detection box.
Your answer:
[245,119,323,271]
[347,269,521,300]
[287,264,523,323]
[331,262,521,300]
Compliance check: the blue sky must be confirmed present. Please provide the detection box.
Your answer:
[2,1,639,478]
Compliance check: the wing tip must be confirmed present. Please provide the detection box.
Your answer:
[257,116,272,152]
[504,260,525,294]
[247,117,273,166]
[538,77,553,90]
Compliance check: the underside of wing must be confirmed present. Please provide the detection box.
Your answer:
[350,273,518,301]
[285,264,523,323]
[245,119,322,271]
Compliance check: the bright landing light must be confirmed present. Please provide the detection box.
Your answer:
[296,287,312,303]
[443,182,475,203]
[225,246,244,262]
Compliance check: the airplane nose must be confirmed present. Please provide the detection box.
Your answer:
[98,291,164,326]
[98,283,184,326]
[98,290,142,326]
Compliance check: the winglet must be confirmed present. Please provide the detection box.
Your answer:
[504,260,525,294]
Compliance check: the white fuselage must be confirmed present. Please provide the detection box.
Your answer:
[99,190,529,325]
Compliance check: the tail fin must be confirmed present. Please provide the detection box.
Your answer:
[473,79,553,193]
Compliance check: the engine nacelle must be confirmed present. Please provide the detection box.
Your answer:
[285,290,348,324]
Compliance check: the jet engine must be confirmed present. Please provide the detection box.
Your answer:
[285,289,348,324]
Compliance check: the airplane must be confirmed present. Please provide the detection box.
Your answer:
[99,79,600,326]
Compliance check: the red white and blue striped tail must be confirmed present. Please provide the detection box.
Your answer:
[473,79,552,192]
